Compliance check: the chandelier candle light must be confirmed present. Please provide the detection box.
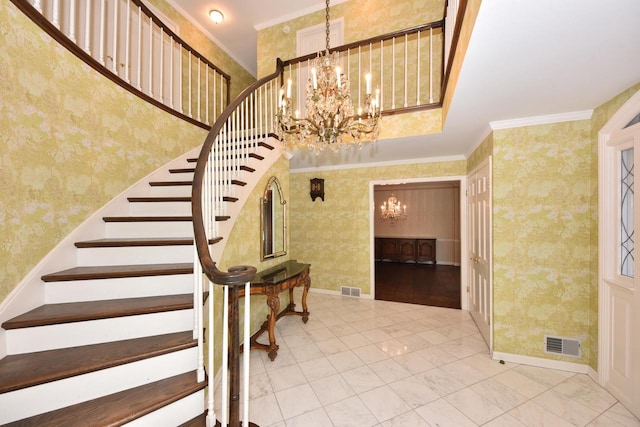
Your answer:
[381,194,407,224]
[277,0,381,153]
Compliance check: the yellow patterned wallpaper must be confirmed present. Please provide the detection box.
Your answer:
[289,160,465,296]
[466,131,493,173]
[492,121,593,364]
[0,2,215,303]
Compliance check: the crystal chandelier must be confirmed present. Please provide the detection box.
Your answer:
[277,0,380,154]
[380,194,407,223]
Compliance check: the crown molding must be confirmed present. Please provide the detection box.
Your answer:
[489,110,594,130]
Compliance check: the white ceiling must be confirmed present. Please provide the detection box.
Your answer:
[167,0,640,171]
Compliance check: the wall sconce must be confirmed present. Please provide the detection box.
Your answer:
[310,178,324,202]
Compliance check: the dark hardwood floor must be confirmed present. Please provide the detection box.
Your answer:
[374,261,461,309]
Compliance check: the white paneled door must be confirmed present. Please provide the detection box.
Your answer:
[600,113,640,418]
[467,157,492,347]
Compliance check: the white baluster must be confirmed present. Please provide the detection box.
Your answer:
[159,28,164,103]
[188,55,192,118]
[32,0,42,13]
[112,0,118,74]
[51,0,60,29]
[169,37,174,108]
[194,254,204,379]
[205,66,209,125]
[124,0,131,83]
[99,0,106,65]
[68,0,77,43]
[417,30,421,105]
[197,58,201,121]
[392,37,395,110]
[429,27,434,104]
[148,16,153,96]
[83,0,91,54]
[404,33,408,108]
[212,69,217,121]
[357,46,361,110]
[380,39,384,112]
[136,6,142,90]
[178,46,184,113]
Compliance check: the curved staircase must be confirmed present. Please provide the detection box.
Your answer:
[0,139,279,426]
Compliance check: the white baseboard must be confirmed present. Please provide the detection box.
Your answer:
[309,288,373,299]
[588,366,600,384]
[491,351,590,374]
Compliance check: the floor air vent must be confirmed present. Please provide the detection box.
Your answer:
[340,286,361,297]
[545,335,581,357]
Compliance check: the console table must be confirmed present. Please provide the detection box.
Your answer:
[238,260,310,361]
[375,237,437,264]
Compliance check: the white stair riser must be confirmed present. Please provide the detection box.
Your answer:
[0,347,198,425]
[77,245,194,266]
[146,185,192,197]
[105,221,194,238]
[129,201,192,216]
[125,389,204,427]
[45,275,194,303]
[6,309,194,354]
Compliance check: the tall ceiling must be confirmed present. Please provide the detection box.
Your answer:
[166,0,640,170]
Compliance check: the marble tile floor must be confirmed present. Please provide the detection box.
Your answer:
[214,291,640,427]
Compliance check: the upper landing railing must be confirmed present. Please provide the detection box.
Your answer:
[282,22,444,118]
[11,0,231,130]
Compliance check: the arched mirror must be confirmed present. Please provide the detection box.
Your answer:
[261,176,287,260]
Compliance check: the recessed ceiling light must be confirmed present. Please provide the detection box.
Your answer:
[208,9,224,24]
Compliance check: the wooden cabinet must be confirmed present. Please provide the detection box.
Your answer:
[416,239,436,263]
[375,237,436,264]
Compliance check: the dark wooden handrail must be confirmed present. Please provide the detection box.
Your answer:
[283,20,444,67]
[10,0,231,129]
[191,59,285,286]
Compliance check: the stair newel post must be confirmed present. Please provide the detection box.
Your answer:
[228,284,241,426]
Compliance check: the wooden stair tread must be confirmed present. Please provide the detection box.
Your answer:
[3,371,205,426]
[149,180,192,186]
[183,157,256,172]
[148,180,246,187]
[103,215,229,222]
[41,263,193,282]
[169,168,195,173]
[127,196,191,202]
[179,413,206,427]
[0,332,195,394]
[75,237,222,248]
[2,294,197,330]
[103,215,192,222]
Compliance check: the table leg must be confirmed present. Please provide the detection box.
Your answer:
[301,273,310,324]
[266,294,280,361]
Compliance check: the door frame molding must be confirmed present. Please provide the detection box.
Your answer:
[368,175,468,309]
[598,88,640,389]
[467,156,493,350]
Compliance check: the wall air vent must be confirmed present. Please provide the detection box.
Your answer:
[545,335,581,357]
[340,286,361,297]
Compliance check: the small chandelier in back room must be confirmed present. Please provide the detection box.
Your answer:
[380,194,407,224]
[277,0,381,154]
